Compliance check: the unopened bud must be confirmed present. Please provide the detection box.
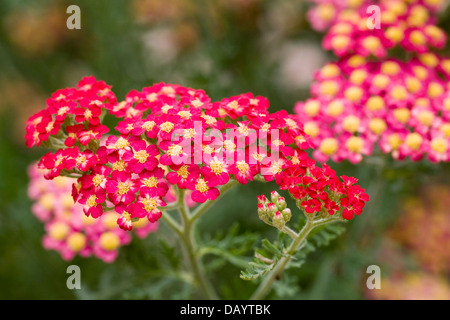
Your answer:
[276,197,287,211]
[257,203,268,221]
[257,194,269,205]
[281,208,292,223]
[272,211,286,230]
[267,202,277,217]
[270,191,281,203]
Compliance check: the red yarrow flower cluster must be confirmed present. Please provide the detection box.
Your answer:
[26,77,369,232]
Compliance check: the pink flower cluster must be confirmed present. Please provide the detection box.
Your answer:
[308,0,446,58]
[297,0,450,163]
[25,77,369,231]
[28,164,158,262]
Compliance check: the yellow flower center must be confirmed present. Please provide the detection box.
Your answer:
[304,122,319,138]
[134,150,149,163]
[84,109,93,119]
[405,133,423,151]
[381,61,400,75]
[210,160,224,175]
[385,26,404,43]
[388,133,402,150]
[320,138,338,155]
[142,120,156,131]
[227,100,239,110]
[112,160,127,171]
[431,137,448,153]
[86,195,98,207]
[117,182,131,195]
[327,100,344,117]
[391,86,408,100]
[366,96,385,111]
[427,82,444,98]
[143,176,158,188]
[178,111,192,119]
[103,212,119,229]
[346,136,364,153]
[99,232,120,251]
[67,232,86,252]
[191,99,203,108]
[320,64,340,78]
[49,222,70,241]
[167,144,183,156]
[369,118,387,135]
[394,108,411,123]
[195,178,209,193]
[409,30,426,45]
[160,121,174,133]
[417,110,434,127]
[142,198,158,212]
[93,174,104,188]
[114,137,129,149]
[320,80,339,97]
[372,74,390,89]
[304,100,320,117]
[440,123,450,137]
[177,165,189,179]
[342,115,360,133]
[236,161,249,174]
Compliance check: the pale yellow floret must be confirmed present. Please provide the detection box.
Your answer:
[319,138,338,155]
[346,136,364,153]
[406,77,422,93]
[331,35,350,50]
[67,232,86,252]
[99,232,120,251]
[372,74,390,89]
[345,86,363,102]
[347,55,365,68]
[416,110,435,127]
[317,3,336,21]
[405,132,423,151]
[320,80,339,97]
[391,86,408,100]
[385,26,404,43]
[304,122,320,138]
[39,193,56,211]
[381,61,400,75]
[431,137,448,153]
[320,64,340,78]
[419,53,439,68]
[102,211,119,229]
[369,118,387,135]
[394,108,411,123]
[304,100,321,117]
[342,115,361,133]
[49,222,70,241]
[366,96,385,111]
[349,69,367,85]
[388,133,402,150]
[440,123,450,137]
[427,82,444,98]
[327,100,344,117]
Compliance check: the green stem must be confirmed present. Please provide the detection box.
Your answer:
[177,188,219,300]
[249,215,342,300]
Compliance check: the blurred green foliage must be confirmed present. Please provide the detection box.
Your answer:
[0,0,449,299]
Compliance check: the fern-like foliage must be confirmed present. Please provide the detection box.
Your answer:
[240,221,346,281]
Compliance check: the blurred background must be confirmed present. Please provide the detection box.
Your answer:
[0,0,449,299]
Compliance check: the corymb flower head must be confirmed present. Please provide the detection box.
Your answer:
[25,76,369,242]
